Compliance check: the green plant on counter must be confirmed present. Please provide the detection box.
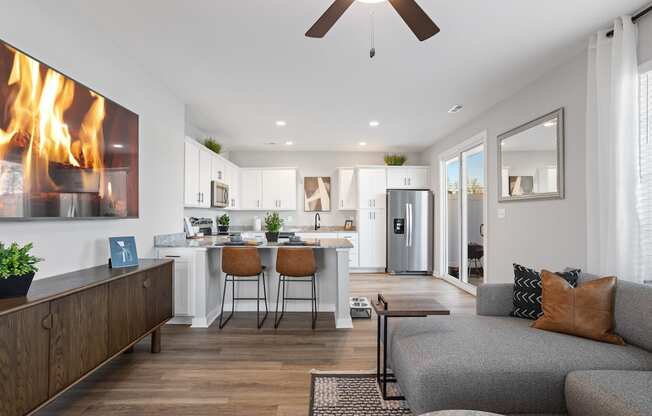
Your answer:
[384,154,407,166]
[217,213,230,226]
[0,242,42,279]
[204,138,222,154]
[264,212,284,233]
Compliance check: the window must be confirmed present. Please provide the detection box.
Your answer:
[639,64,652,283]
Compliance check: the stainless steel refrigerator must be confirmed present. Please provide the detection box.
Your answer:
[387,189,434,275]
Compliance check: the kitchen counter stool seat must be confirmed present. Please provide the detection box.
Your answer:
[219,247,268,329]
[275,248,318,329]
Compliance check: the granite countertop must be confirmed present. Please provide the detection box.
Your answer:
[154,233,353,249]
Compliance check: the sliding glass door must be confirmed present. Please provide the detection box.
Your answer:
[443,142,486,286]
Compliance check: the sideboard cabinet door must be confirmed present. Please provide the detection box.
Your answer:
[0,303,51,416]
[147,263,174,328]
[49,285,109,396]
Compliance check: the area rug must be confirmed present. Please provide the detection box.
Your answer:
[309,370,412,415]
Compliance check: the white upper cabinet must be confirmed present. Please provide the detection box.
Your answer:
[211,155,226,183]
[184,138,211,208]
[337,168,356,210]
[226,162,240,209]
[240,169,263,210]
[262,169,297,210]
[357,168,387,209]
[387,166,430,189]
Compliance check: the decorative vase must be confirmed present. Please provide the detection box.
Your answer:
[265,232,279,243]
[0,272,35,299]
[218,225,229,234]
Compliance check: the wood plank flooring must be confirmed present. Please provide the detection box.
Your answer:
[37,274,474,416]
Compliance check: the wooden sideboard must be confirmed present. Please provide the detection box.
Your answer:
[0,259,173,416]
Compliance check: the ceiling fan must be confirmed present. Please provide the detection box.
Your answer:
[305,0,440,42]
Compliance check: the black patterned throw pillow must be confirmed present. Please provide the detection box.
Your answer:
[510,264,581,320]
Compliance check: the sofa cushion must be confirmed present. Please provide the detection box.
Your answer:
[613,280,652,352]
[388,316,652,416]
[510,264,580,320]
[533,273,624,346]
[565,371,652,416]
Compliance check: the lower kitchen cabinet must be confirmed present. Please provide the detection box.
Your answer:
[49,285,109,395]
[0,303,50,416]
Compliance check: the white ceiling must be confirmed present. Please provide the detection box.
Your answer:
[33,0,649,152]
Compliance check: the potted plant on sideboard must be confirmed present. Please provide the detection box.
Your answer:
[0,242,42,299]
[264,212,284,243]
[217,213,230,234]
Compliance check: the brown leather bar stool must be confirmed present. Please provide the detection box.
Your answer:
[275,248,318,329]
[219,247,268,329]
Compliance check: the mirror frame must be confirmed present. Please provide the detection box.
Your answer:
[497,107,565,202]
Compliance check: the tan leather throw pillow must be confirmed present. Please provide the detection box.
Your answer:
[532,271,624,345]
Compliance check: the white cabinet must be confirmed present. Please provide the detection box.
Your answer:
[226,162,240,209]
[338,232,359,268]
[262,169,296,210]
[211,155,226,183]
[240,169,263,210]
[158,249,195,320]
[184,138,212,208]
[240,168,297,211]
[358,168,387,209]
[337,168,357,210]
[358,209,386,268]
[387,167,430,189]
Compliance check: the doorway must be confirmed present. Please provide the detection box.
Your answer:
[440,132,487,292]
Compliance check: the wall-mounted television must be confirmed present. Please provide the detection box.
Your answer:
[0,39,138,220]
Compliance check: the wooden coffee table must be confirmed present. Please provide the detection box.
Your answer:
[371,293,450,401]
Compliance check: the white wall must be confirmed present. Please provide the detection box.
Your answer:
[426,13,652,283]
[424,52,588,283]
[187,151,423,228]
[0,1,185,278]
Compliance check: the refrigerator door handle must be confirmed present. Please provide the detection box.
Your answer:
[405,203,410,247]
[407,203,413,247]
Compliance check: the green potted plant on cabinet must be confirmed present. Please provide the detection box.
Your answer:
[384,153,407,166]
[264,212,284,243]
[217,213,230,234]
[0,242,43,299]
[204,138,222,154]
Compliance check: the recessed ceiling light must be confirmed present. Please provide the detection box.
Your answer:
[275,120,286,127]
[285,141,294,146]
[359,142,367,146]
[265,141,277,145]
[112,144,124,149]
[543,120,557,128]
[448,104,464,114]
[357,0,386,3]
[369,121,380,127]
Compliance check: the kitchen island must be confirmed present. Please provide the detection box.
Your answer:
[155,234,354,329]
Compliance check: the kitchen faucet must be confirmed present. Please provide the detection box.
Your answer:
[314,213,321,231]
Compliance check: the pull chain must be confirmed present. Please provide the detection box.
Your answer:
[369,12,376,59]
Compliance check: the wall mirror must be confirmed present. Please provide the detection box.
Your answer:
[498,108,565,202]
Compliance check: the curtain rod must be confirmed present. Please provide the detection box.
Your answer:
[606,3,652,37]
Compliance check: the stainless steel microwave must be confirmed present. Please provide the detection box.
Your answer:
[211,181,229,208]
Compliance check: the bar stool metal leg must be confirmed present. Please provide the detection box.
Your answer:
[256,272,269,329]
[219,274,234,329]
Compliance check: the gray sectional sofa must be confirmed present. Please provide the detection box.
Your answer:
[387,276,652,415]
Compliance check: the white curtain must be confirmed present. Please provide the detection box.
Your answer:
[586,16,642,282]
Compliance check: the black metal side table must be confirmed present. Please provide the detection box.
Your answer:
[371,293,451,401]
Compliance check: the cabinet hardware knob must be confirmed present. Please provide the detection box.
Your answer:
[143,279,152,289]
[41,314,53,330]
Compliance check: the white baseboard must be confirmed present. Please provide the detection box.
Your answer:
[336,317,354,329]
[351,268,386,274]
[191,304,221,328]
[167,316,193,325]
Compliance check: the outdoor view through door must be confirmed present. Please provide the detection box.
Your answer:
[445,143,485,287]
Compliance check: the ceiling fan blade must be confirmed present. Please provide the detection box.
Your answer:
[387,0,440,41]
[306,0,355,38]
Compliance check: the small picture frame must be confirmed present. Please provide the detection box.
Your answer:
[344,220,353,230]
[108,236,138,268]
